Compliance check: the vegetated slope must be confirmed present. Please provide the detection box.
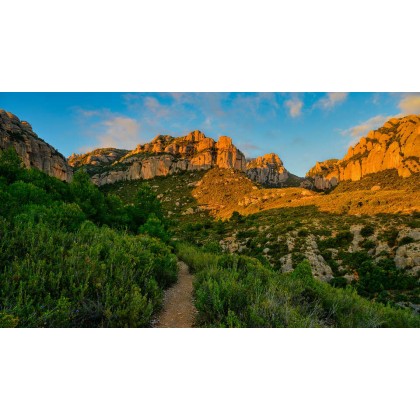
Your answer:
[176,243,420,327]
[0,109,73,182]
[192,168,420,218]
[0,148,177,327]
[102,169,420,312]
[306,114,420,189]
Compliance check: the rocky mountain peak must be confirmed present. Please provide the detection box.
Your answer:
[306,115,420,189]
[80,130,247,186]
[246,152,290,186]
[0,109,73,182]
[185,130,207,142]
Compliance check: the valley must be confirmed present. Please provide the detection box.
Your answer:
[1,107,419,327]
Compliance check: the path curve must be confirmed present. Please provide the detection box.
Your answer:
[155,261,197,328]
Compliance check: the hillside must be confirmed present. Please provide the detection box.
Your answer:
[0,109,73,182]
[102,167,420,312]
[307,115,420,189]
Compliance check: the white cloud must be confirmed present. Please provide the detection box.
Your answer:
[284,96,303,118]
[398,94,420,115]
[341,114,392,146]
[78,115,142,153]
[316,92,348,109]
[97,116,141,149]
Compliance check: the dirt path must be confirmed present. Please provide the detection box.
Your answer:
[155,261,197,328]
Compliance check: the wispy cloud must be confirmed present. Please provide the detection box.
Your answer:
[97,116,141,149]
[398,93,420,114]
[77,112,142,152]
[284,96,303,118]
[341,114,392,146]
[316,92,348,109]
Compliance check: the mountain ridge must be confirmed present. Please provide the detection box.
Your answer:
[306,115,420,189]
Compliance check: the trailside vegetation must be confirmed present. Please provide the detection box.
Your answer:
[0,148,177,327]
[176,243,420,328]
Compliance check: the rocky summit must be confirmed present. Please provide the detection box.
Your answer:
[0,109,73,182]
[246,153,289,186]
[306,115,420,189]
[71,130,249,186]
[70,130,300,188]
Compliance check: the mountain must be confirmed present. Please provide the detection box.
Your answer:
[70,130,247,186]
[306,115,420,189]
[0,109,73,182]
[71,130,302,188]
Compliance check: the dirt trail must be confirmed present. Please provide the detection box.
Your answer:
[155,261,197,328]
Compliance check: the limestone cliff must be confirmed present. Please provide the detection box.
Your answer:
[246,153,289,186]
[77,130,247,186]
[0,109,73,182]
[306,115,420,189]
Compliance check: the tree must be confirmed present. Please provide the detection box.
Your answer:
[0,147,24,183]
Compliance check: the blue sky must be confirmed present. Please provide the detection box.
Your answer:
[1,92,419,176]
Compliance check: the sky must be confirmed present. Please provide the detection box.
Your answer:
[1,92,419,177]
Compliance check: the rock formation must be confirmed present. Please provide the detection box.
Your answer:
[75,130,248,186]
[0,109,73,182]
[246,153,289,186]
[306,115,420,189]
[69,148,129,168]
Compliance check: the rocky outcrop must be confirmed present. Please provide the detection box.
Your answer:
[246,153,290,186]
[81,130,247,186]
[0,109,73,182]
[69,148,129,168]
[306,115,420,189]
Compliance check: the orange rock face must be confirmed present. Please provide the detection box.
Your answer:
[0,109,73,182]
[306,115,420,188]
[246,153,289,186]
[86,130,247,186]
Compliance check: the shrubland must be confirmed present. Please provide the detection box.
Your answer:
[0,148,177,327]
[176,243,420,328]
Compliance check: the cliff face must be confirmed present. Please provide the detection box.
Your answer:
[246,153,289,186]
[0,110,73,182]
[306,115,420,189]
[76,130,247,186]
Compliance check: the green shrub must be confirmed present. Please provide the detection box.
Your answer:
[139,213,170,242]
[360,225,375,237]
[399,236,414,246]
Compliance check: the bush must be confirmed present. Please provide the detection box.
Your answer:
[360,225,375,237]
[139,213,170,243]
[399,236,414,246]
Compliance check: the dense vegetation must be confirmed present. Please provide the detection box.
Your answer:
[177,243,420,327]
[0,148,177,327]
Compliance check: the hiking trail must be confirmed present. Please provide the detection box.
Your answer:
[154,261,197,328]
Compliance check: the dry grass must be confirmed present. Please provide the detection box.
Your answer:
[192,168,420,219]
